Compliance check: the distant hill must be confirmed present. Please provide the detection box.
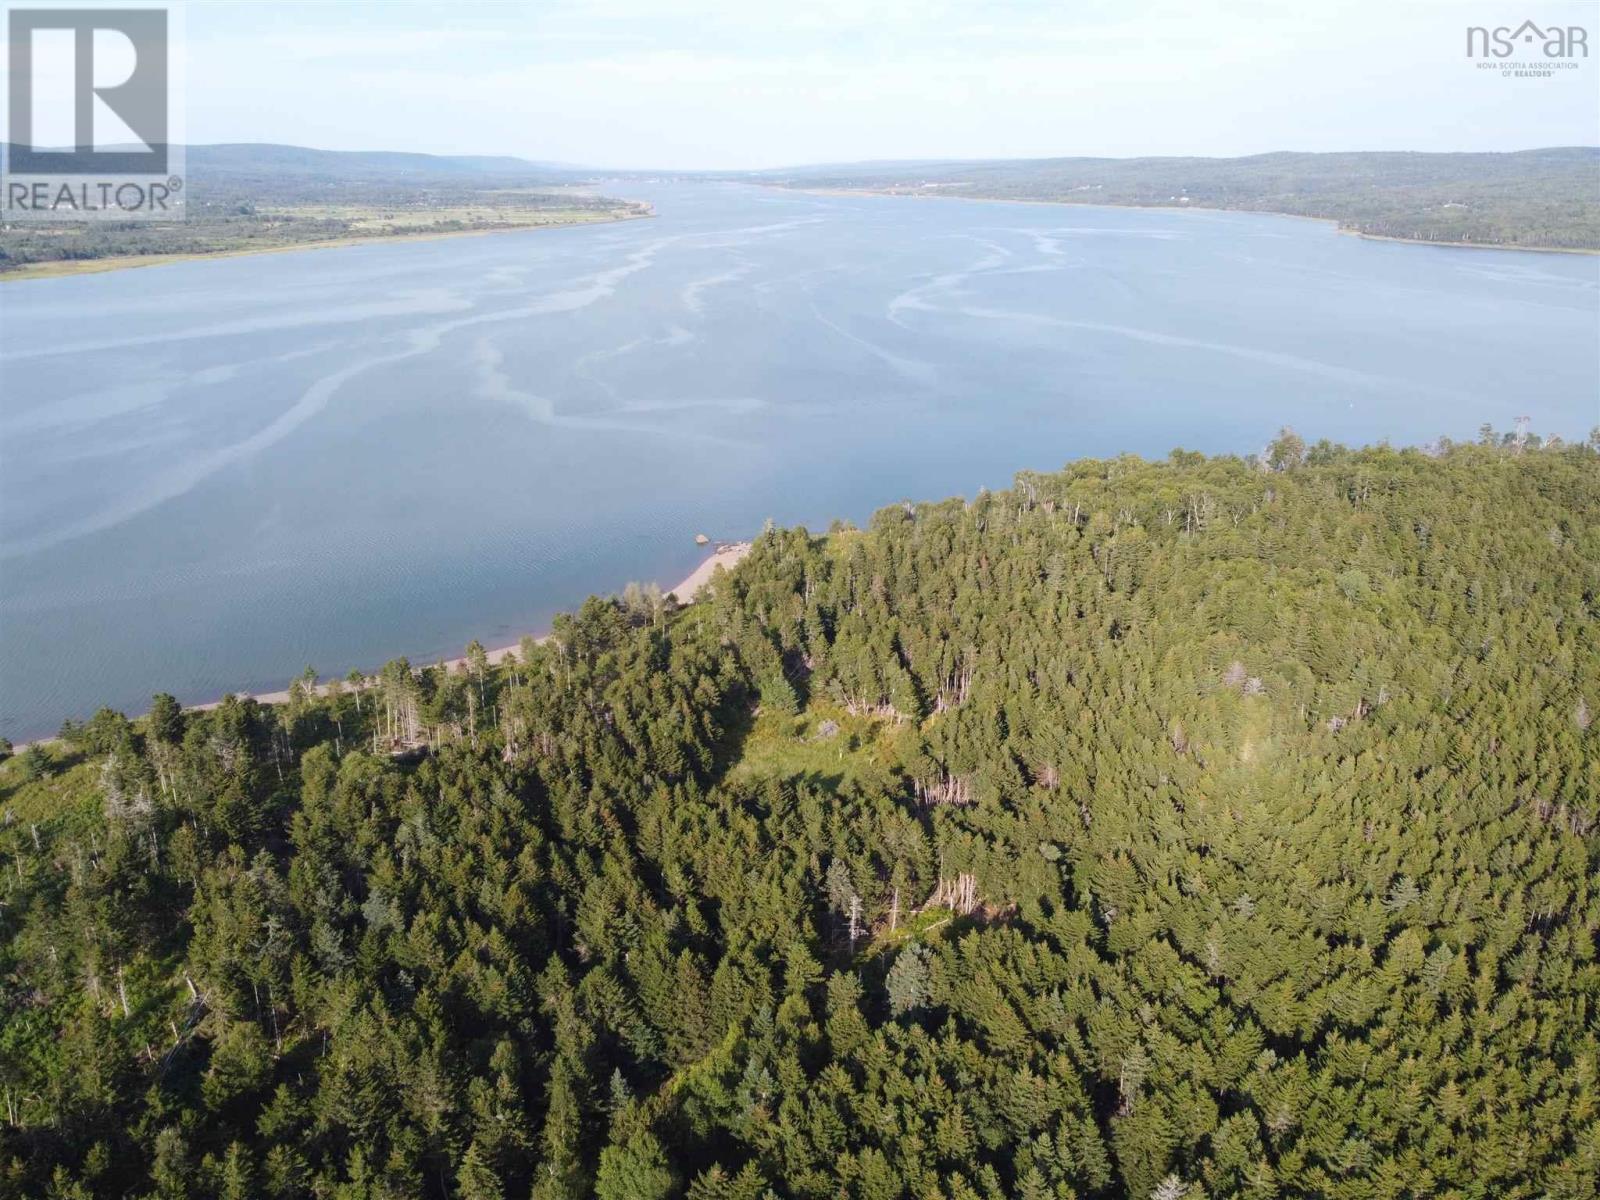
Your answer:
[8,143,1596,252]
[186,142,591,182]
[1,142,592,183]
[748,147,1600,251]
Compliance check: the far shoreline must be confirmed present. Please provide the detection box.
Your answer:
[0,205,655,283]
[781,185,1600,256]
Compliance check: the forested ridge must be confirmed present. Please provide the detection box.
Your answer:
[2,437,1597,1199]
[761,149,1600,251]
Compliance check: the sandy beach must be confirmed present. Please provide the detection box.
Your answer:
[196,540,753,711]
[0,207,655,283]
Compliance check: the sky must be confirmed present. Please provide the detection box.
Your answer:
[23,0,1600,169]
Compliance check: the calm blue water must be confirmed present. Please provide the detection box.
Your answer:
[2,183,1597,738]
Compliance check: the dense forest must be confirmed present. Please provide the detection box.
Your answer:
[760,149,1600,251]
[2,434,1597,1199]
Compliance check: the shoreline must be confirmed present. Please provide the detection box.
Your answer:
[9,541,752,743]
[0,206,655,283]
[192,541,752,712]
[783,185,1600,256]
[1332,227,1598,254]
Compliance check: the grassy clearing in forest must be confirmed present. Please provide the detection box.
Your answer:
[726,703,911,796]
[0,745,98,829]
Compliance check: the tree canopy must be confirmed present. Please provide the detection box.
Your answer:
[2,439,1596,1199]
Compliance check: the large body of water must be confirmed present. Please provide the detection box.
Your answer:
[2,183,1597,738]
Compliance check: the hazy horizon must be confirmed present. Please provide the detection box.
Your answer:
[9,0,1591,172]
[168,141,1600,176]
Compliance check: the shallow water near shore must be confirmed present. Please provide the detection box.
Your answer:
[2,182,1597,738]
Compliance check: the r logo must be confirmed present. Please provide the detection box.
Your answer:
[8,7,170,174]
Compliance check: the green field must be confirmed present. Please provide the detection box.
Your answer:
[0,200,649,279]
[0,144,651,277]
